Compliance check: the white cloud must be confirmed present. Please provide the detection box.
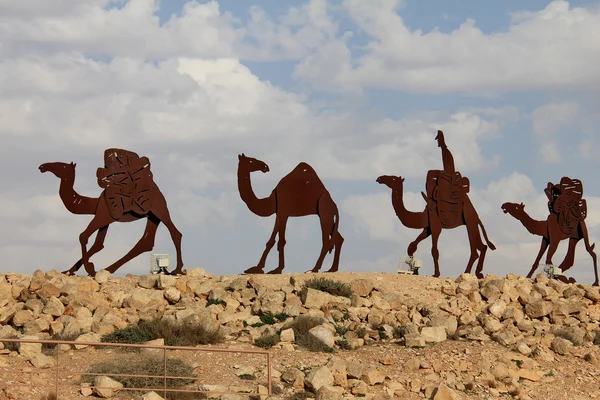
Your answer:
[531,101,579,137]
[294,0,600,94]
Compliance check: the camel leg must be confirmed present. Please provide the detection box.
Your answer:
[462,224,481,276]
[79,213,113,277]
[311,193,339,273]
[463,208,487,279]
[408,228,430,257]
[149,193,185,275]
[104,217,160,274]
[267,216,289,274]
[326,231,344,273]
[544,236,561,266]
[580,221,599,286]
[557,237,579,274]
[63,226,109,275]
[526,237,549,278]
[246,215,282,274]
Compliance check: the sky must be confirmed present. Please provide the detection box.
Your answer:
[0,0,599,284]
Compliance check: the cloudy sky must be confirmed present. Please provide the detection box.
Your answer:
[1,0,599,284]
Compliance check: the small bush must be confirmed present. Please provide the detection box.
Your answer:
[42,332,80,354]
[250,312,289,328]
[593,330,600,345]
[239,374,257,380]
[206,299,226,307]
[286,315,334,353]
[304,278,352,298]
[289,391,312,400]
[101,317,224,348]
[336,338,354,351]
[254,334,280,349]
[87,354,196,393]
[40,392,57,400]
[335,325,350,336]
[1,335,19,352]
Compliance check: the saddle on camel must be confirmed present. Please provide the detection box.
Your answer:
[96,149,154,219]
[545,177,587,236]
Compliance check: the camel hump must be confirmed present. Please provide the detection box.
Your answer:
[97,148,154,220]
[103,148,141,169]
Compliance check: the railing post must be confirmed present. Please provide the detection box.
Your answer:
[55,343,59,399]
[267,352,272,395]
[163,346,167,399]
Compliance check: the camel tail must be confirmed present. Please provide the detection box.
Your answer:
[329,204,340,254]
[478,219,496,251]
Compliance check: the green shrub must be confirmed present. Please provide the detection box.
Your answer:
[1,335,20,352]
[87,354,196,393]
[206,299,226,307]
[303,278,353,298]
[101,317,224,348]
[287,315,334,352]
[254,334,280,349]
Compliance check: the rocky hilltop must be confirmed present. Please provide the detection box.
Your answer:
[1,269,600,400]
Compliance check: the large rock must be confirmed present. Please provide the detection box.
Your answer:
[316,385,343,400]
[434,383,461,399]
[93,376,123,398]
[455,274,479,294]
[260,290,285,314]
[301,288,351,308]
[525,300,553,319]
[308,325,335,348]
[305,366,334,392]
[420,327,447,343]
[123,289,165,310]
[350,279,374,297]
[42,296,64,317]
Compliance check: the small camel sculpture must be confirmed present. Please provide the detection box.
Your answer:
[39,149,184,276]
[237,153,344,274]
[377,175,495,278]
[501,201,598,286]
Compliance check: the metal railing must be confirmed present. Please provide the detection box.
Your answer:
[0,337,272,399]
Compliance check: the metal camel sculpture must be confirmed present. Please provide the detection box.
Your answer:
[39,149,184,276]
[377,175,495,278]
[237,153,344,274]
[377,130,496,278]
[501,179,598,286]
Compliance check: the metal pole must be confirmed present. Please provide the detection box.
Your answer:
[55,343,59,399]
[267,352,272,395]
[164,347,167,399]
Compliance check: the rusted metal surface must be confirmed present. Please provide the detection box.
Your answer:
[377,130,496,279]
[237,153,344,274]
[39,148,184,277]
[502,177,598,286]
[0,337,272,398]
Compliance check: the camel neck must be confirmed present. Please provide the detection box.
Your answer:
[58,175,98,215]
[390,188,428,229]
[515,210,547,237]
[237,168,276,217]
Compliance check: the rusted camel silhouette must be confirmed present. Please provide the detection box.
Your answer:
[237,153,344,274]
[39,149,184,276]
[377,174,495,278]
[501,201,598,286]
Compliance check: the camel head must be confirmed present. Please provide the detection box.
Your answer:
[238,153,269,173]
[376,175,405,190]
[501,202,525,217]
[435,130,446,148]
[39,161,76,180]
